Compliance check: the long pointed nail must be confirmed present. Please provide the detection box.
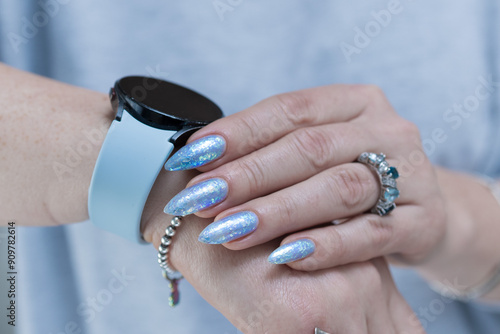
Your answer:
[268,239,315,264]
[164,178,228,216]
[198,211,259,244]
[165,135,226,171]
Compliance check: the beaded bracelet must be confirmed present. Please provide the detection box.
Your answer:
[158,216,184,307]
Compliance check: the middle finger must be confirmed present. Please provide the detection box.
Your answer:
[183,122,380,218]
[197,161,410,248]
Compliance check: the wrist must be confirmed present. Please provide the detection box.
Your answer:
[54,90,114,223]
[417,168,500,298]
[142,169,220,283]
[417,169,477,271]
[0,63,114,225]
[141,169,203,252]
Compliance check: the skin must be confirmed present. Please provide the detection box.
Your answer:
[181,84,500,301]
[0,63,427,333]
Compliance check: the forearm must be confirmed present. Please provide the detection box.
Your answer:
[0,63,113,225]
[0,65,272,330]
[0,63,241,284]
[417,167,500,301]
[0,63,241,306]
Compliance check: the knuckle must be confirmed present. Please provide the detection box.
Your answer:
[394,120,425,162]
[351,84,393,115]
[362,261,385,288]
[398,119,421,141]
[353,84,385,101]
[234,157,268,195]
[326,226,348,262]
[273,195,297,226]
[270,91,315,127]
[329,166,374,211]
[298,228,348,270]
[292,127,335,171]
[364,215,394,253]
[233,114,266,152]
[363,84,385,97]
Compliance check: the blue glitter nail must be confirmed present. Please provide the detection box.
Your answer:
[198,211,259,244]
[268,239,315,264]
[164,178,228,216]
[164,135,226,171]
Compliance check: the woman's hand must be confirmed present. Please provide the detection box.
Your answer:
[142,171,424,333]
[163,84,447,271]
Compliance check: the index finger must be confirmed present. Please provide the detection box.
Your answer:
[183,84,377,171]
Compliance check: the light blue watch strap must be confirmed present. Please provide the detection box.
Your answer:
[88,109,177,244]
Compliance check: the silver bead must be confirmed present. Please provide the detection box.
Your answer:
[161,236,171,246]
[166,226,176,237]
[158,245,169,255]
[157,216,184,299]
[163,267,176,276]
[172,216,182,227]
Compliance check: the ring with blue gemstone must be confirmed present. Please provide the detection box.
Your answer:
[357,152,400,216]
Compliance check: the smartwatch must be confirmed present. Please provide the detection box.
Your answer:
[88,76,223,243]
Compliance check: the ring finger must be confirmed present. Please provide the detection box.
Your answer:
[270,205,426,270]
[196,161,412,250]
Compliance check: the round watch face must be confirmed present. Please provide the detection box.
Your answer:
[113,76,223,130]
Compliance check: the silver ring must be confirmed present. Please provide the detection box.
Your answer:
[315,328,331,334]
[357,152,400,216]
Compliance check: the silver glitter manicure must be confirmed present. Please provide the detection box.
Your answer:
[164,178,228,216]
[198,211,259,244]
[164,135,226,171]
[268,239,315,265]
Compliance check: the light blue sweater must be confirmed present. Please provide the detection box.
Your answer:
[1,1,499,333]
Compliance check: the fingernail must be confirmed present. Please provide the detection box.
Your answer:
[165,135,226,171]
[268,239,315,264]
[198,211,259,244]
[164,178,228,216]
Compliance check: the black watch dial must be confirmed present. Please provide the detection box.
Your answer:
[111,76,223,131]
